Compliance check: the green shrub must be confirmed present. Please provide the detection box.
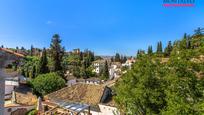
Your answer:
[31,72,66,96]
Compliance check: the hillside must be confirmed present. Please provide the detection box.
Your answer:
[114,30,204,114]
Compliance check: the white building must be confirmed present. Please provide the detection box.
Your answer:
[122,58,135,68]
[109,62,122,79]
[92,60,106,74]
[5,77,19,100]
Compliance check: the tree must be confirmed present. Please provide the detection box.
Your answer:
[31,72,66,96]
[21,46,25,51]
[147,45,153,55]
[164,41,173,56]
[115,56,166,114]
[15,46,19,53]
[183,33,187,39]
[50,34,64,71]
[186,36,191,49]
[83,50,94,67]
[114,32,204,114]
[26,67,30,78]
[30,45,34,56]
[79,52,83,61]
[72,66,81,78]
[31,65,36,78]
[115,53,121,62]
[161,55,203,114]
[39,48,49,74]
[21,68,26,77]
[194,27,204,36]
[156,41,163,54]
[101,60,109,80]
[114,54,204,114]
[111,57,114,62]
[137,50,145,58]
[122,56,127,63]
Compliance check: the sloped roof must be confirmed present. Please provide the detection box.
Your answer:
[0,48,25,58]
[15,85,37,105]
[45,84,105,105]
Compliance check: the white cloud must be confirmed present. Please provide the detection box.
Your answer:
[46,21,53,25]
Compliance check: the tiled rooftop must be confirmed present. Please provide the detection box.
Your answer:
[45,84,105,105]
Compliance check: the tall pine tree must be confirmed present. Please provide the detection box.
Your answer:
[50,34,64,71]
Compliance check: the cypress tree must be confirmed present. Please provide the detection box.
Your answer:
[31,65,36,78]
[102,60,109,80]
[137,50,140,58]
[30,45,34,56]
[183,33,187,39]
[157,41,163,54]
[115,53,120,62]
[39,48,49,74]
[148,45,153,55]
[123,56,127,63]
[164,41,173,56]
[186,36,191,49]
[156,42,160,53]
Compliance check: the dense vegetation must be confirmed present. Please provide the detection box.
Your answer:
[63,49,96,79]
[114,28,204,114]
[10,34,104,96]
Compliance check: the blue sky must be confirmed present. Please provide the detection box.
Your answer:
[0,0,204,56]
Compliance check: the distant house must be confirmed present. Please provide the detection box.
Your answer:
[122,57,135,68]
[66,75,77,86]
[84,77,102,85]
[41,84,119,115]
[73,48,80,54]
[109,62,122,79]
[75,78,103,85]
[92,60,106,74]
[93,60,122,79]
